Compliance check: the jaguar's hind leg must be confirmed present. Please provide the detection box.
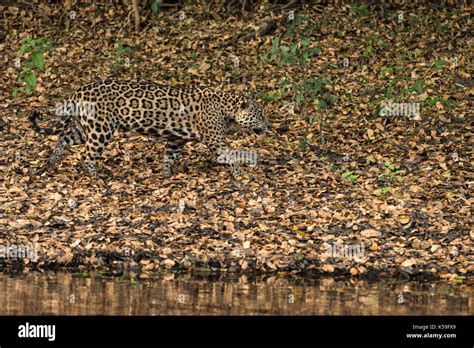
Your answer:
[80,126,115,177]
[35,127,84,175]
[163,137,187,178]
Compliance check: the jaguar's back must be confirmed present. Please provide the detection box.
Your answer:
[70,80,208,139]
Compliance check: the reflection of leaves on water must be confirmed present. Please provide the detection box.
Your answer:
[0,273,470,316]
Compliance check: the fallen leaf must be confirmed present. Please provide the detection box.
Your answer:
[360,229,382,238]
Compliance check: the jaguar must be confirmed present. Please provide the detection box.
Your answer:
[29,80,269,178]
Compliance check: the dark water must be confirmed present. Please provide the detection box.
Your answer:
[0,272,471,315]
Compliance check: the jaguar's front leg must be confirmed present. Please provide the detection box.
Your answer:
[203,137,243,179]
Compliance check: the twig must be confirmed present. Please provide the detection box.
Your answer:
[132,0,140,33]
[224,17,277,47]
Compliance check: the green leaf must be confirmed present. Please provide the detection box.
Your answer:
[24,71,37,89]
[363,45,373,57]
[342,171,359,182]
[380,66,393,76]
[263,92,279,101]
[295,94,303,105]
[78,2,93,8]
[25,83,34,94]
[385,162,396,171]
[318,100,328,109]
[272,36,280,51]
[348,92,353,102]
[279,78,291,86]
[21,37,36,47]
[18,44,31,56]
[290,42,298,53]
[300,55,307,67]
[369,97,386,107]
[350,5,369,16]
[31,51,44,70]
[427,97,452,108]
[375,187,391,196]
[151,0,160,13]
[409,80,425,93]
[433,60,445,69]
[301,38,310,47]
[19,66,31,78]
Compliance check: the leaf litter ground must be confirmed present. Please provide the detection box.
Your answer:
[0,3,472,282]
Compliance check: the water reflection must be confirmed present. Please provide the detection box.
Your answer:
[0,272,471,315]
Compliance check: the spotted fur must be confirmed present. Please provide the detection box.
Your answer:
[29,80,268,178]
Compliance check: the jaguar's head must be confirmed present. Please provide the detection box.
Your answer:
[234,99,269,135]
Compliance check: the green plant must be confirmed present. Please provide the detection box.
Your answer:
[374,67,427,108]
[379,162,404,183]
[13,36,53,97]
[261,34,320,68]
[261,14,320,68]
[375,187,391,196]
[380,65,406,78]
[111,40,132,71]
[408,16,423,27]
[369,97,385,107]
[363,45,374,58]
[151,0,161,13]
[385,162,396,171]
[408,79,426,94]
[342,170,359,183]
[384,85,394,99]
[431,17,449,32]
[285,14,313,37]
[427,96,452,108]
[363,33,388,49]
[350,5,369,16]
[347,92,353,103]
[297,138,311,152]
[263,91,279,101]
[433,59,446,69]
[291,77,333,108]
[262,14,333,145]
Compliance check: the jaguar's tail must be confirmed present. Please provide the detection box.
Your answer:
[29,110,67,136]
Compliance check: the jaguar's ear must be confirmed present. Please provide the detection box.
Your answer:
[240,101,249,110]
